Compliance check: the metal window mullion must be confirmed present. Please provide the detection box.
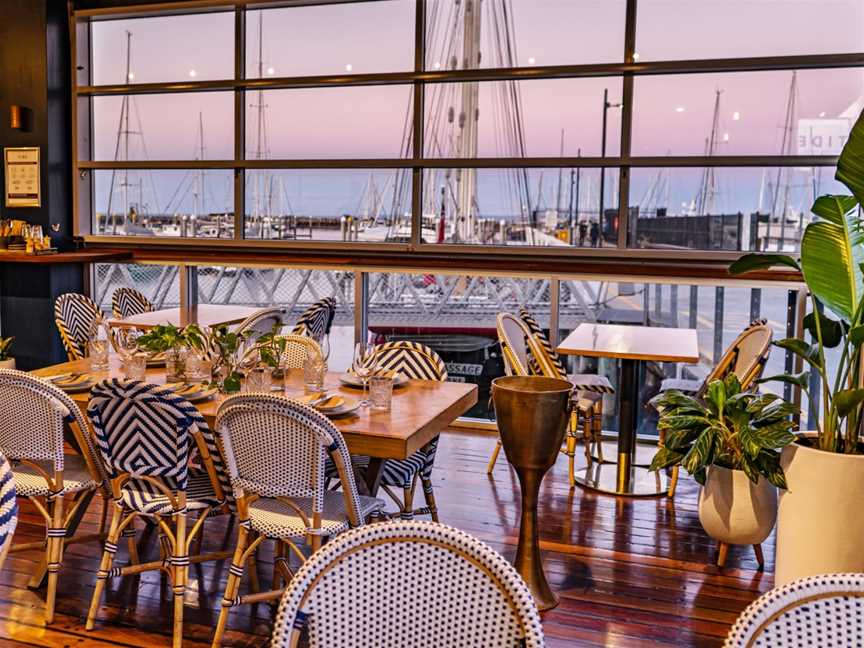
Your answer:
[617,0,637,249]
[354,271,369,347]
[410,0,426,249]
[233,6,246,242]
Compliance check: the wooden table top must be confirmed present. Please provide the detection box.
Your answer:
[107,304,262,330]
[32,358,478,461]
[557,323,700,363]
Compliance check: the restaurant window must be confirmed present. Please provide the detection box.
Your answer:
[92,169,234,238]
[244,169,411,242]
[93,263,180,314]
[422,167,619,247]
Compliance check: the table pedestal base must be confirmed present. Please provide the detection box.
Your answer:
[574,463,669,497]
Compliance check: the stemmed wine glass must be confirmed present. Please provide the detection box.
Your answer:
[115,328,140,360]
[353,343,378,408]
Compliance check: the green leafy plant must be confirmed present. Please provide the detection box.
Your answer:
[207,324,251,394]
[249,323,287,368]
[0,337,14,360]
[650,374,797,488]
[136,324,190,354]
[730,108,864,454]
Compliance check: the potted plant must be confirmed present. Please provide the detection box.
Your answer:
[137,324,195,381]
[729,107,864,584]
[650,375,796,567]
[205,324,251,394]
[0,337,15,369]
[249,324,288,375]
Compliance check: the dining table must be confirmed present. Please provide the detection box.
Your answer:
[32,356,478,497]
[557,322,700,496]
[107,304,262,330]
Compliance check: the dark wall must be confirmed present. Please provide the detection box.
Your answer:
[0,0,82,369]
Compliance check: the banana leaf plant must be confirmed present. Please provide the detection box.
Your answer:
[650,374,797,488]
[730,107,864,454]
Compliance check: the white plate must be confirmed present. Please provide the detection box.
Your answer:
[59,381,95,394]
[186,387,218,403]
[339,372,408,388]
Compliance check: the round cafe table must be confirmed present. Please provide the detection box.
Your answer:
[557,323,699,496]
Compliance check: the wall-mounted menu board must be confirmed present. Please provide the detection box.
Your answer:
[4,147,40,208]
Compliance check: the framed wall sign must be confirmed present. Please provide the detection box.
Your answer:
[4,147,41,208]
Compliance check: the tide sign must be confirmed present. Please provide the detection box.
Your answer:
[797,118,850,155]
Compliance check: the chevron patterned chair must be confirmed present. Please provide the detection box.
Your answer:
[111,287,154,320]
[291,297,336,344]
[270,520,545,648]
[55,292,103,361]
[0,370,108,623]
[85,379,230,648]
[326,340,448,522]
[488,312,613,488]
[0,452,17,571]
[211,393,383,647]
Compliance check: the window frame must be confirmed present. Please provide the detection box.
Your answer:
[71,0,864,263]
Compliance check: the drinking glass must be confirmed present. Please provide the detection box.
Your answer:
[246,366,273,392]
[122,353,147,381]
[369,375,393,412]
[352,343,377,408]
[115,328,140,360]
[165,347,187,382]
[88,339,109,372]
[185,352,212,383]
[303,351,326,392]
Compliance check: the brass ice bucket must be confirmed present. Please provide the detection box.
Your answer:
[492,375,572,611]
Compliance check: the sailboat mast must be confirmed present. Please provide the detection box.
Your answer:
[555,129,565,214]
[695,89,722,216]
[773,71,797,251]
[123,30,132,226]
[455,0,481,243]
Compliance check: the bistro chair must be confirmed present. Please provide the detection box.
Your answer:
[55,292,102,361]
[234,306,285,343]
[270,520,546,648]
[724,573,864,647]
[657,319,772,497]
[488,313,606,488]
[276,334,323,369]
[85,379,231,648]
[0,370,108,623]
[327,341,448,522]
[212,393,383,647]
[0,452,17,571]
[291,297,336,344]
[111,287,154,320]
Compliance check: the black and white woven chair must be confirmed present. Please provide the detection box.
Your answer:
[657,319,772,497]
[85,379,230,648]
[270,520,546,648]
[725,573,864,647]
[0,452,17,571]
[489,313,610,488]
[0,370,108,623]
[212,393,383,646]
[291,298,336,344]
[235,307,285,343]
[327,341,448,522]
[55,292,103,361]
[111,287,154,320]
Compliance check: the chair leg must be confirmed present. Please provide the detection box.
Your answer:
[98,496,109,536]
[212,526,249,648]
[486,440,502,474]
[172,511,188,648]
[753,544,765,570]
[667,466,680,498]
[247,539,260,594]
[123,521,139,565]
[594,401,605,463]
[716,542,729,568]
[402,486,414,520]
[86,501,124,630]
[45,494,66,624]
[421,477,439,522]
[565,433,577,488]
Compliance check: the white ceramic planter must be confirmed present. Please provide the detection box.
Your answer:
[775,435,864,586]
[698,465,777,546]
[0,358,15,370]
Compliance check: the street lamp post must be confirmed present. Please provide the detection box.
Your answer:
[599,88,622,247]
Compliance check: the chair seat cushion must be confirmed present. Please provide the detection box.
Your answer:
[659,377,702,394]
[120,471,224,515]
[324,451,431,489]
[247,493,383,540]
[568,373,614,394]
[13,454,99,497]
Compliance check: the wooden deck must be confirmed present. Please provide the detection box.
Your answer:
[0,430,773,647]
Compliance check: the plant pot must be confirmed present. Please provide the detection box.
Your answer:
[775,434,864,586]
[0,358,14,370]
[698,465,777,547]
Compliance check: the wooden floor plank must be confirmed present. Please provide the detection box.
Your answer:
[0,430,771,646]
